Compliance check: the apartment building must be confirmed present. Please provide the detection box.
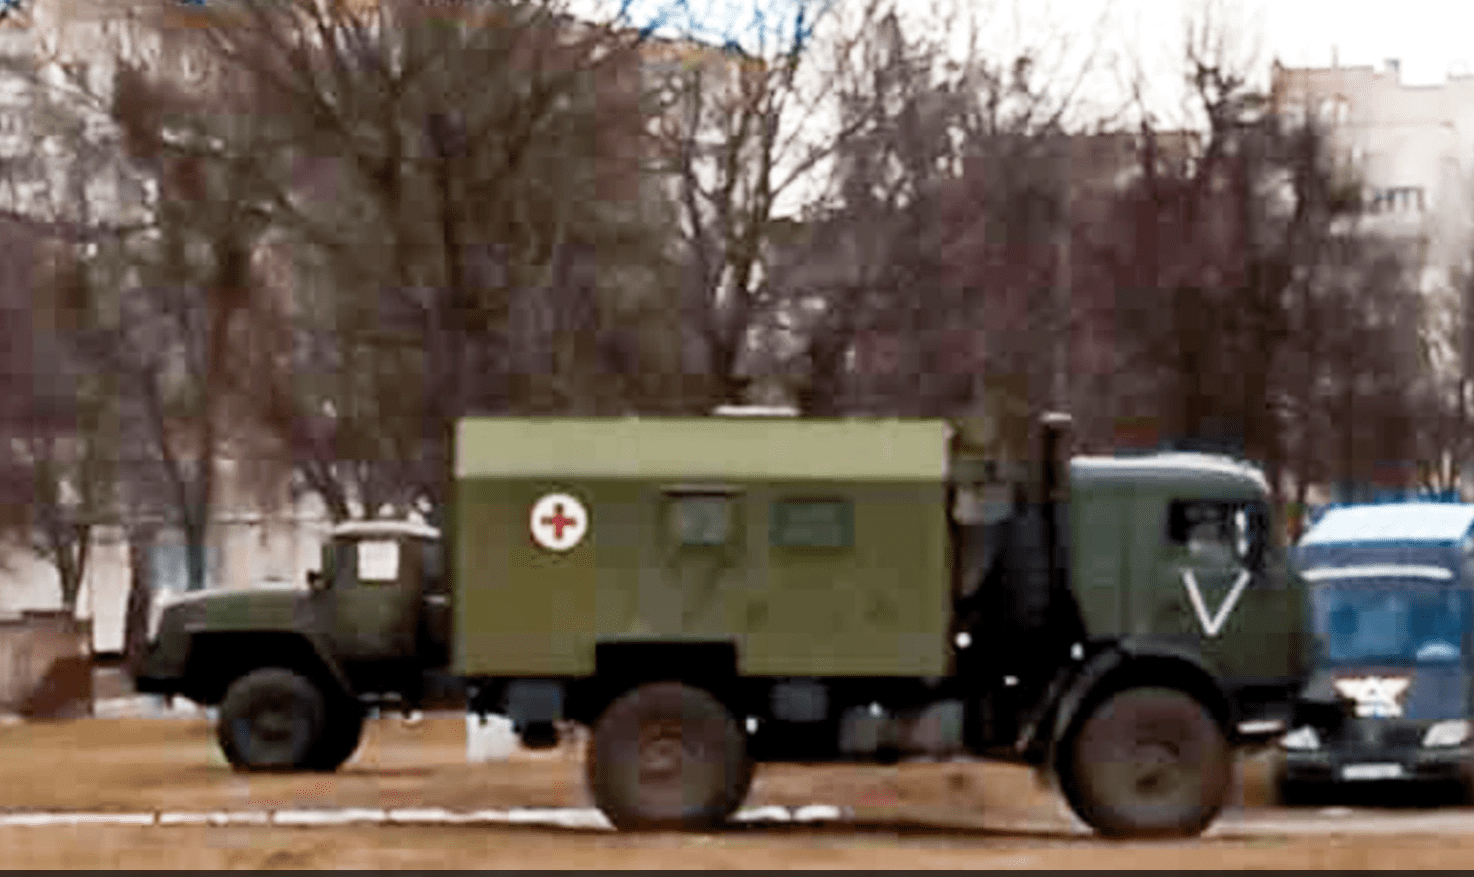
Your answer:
[1270,57,1474,293]
[1271,58,1474,499]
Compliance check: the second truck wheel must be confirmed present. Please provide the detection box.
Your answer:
[586,682,752,830]
[1058,685,1231,838]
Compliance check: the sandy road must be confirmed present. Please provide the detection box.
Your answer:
[0,713,1470,868]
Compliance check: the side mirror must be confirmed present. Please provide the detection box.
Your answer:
[307,569,325,591]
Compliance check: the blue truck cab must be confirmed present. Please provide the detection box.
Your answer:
[1278,502,1474,803]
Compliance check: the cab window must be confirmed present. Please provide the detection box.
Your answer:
[1168,499,1267,570]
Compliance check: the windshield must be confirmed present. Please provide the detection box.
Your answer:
[1310,579,1472,666]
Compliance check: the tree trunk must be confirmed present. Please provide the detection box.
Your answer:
[183,517,209,592]
[55,527,89,614]
[122,527,155,678]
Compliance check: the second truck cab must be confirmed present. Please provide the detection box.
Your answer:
[1279,502,1474,802]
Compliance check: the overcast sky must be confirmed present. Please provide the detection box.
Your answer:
[607,0,1474,109]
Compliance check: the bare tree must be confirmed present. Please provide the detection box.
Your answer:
[646,0,859,409]
[752,0,1102,465]
[0,35,144,611]
[1083,3,1431,515]
[147,0,683,524]
[4,244,124,611]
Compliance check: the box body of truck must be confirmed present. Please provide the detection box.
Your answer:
[452,417,952,681]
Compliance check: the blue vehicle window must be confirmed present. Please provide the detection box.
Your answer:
[1311,579,1472,666]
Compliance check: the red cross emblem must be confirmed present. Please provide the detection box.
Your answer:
[540,504,578,540]
[530,493,588,551]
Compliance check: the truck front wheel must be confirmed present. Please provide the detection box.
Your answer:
[1058,685,1231,838]
[307,702,365,772]
[586,682,752,830]
[216,668,327,772]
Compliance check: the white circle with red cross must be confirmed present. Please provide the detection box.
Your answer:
[529,493,588,552]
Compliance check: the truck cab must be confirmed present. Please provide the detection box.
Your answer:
[135,519,457,772]
[1278,502,1474,803]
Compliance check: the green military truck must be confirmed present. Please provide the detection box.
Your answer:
[136,411,1336,837]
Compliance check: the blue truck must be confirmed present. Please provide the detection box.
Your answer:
[1279,502,1474,803]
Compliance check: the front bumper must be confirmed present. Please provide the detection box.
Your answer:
[1282,746,1474,786]
[1232,682,1353,747]
[131,640,182,696]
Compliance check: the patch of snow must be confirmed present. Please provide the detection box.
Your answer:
[91,696,212,720]
[385,808,459,824]
[792,804,846,822]
[330,520,440,540]
[1074,453,1270,491]
[67,813,154,826]
[272,808,386,826]
[0,804,852,833]
[210,812,269,826]
[505,808,612,830]
[733,805,792,822]
[465,713,517,763]
[1301,504,1474,545]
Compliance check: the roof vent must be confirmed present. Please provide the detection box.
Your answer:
[712,405,799,417]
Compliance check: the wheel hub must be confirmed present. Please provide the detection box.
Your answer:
[250,700,299,744]
[1132,742,1180,795]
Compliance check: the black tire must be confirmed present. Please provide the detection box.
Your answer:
[1451,766,1474,808]
[586,682,751,831]
[216,668,327,772]
[1058,685,1231,838]
[1274,776,1319,808]
[306,702,365,772]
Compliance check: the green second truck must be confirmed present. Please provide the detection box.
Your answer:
[137,410,1339,838]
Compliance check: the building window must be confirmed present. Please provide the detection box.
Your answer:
[771,498,853,549]
[1365,186,1425,213]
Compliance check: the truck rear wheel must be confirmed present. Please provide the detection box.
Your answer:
[216,668,327,772]
[1058,685,1231,838]
[586,682,752,830]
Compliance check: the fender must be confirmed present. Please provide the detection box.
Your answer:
[186,628,356,702]
[1035,639,1234,774]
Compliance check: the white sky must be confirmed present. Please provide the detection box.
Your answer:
[589,0,1474,212]
[603,0,1474,118]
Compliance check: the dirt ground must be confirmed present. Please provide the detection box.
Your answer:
[0,715,1465,869]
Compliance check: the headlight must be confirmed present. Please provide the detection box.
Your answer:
[1280,726,1321,750]
[1423,720,1471,748]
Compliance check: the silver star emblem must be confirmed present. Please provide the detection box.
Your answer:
[1334,676,1411,718]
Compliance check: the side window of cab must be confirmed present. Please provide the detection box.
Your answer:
[1167,499,1267,571]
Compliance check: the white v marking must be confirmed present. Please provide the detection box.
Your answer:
[1180,568,1251,638]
